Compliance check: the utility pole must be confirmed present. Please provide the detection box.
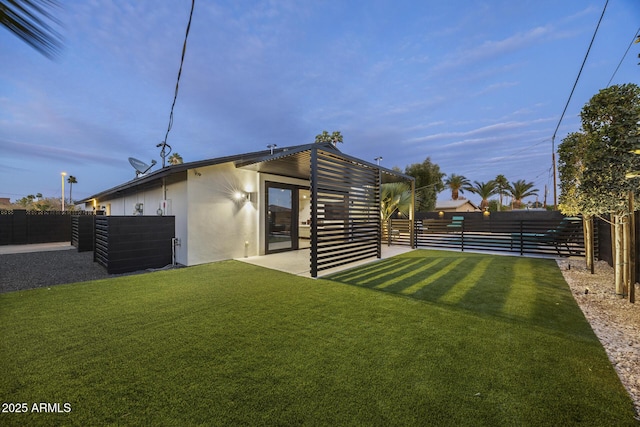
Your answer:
[552,136,557,210]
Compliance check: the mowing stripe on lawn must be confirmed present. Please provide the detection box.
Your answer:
[374,258,443,290]
[438,257,492,305]
[400,258,465,295]
[501,257,537,319]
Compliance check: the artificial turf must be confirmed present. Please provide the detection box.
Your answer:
[0,250,636,426]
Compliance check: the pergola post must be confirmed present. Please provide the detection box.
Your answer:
[310,148,318,278]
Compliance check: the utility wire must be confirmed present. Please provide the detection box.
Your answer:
[160,0,195,166]
[550,0,608,207]
[551,0,608,144]
[607,26,640,87]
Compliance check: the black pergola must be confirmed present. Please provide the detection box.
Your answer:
[237,143,414,277]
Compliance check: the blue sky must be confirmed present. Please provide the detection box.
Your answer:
[1,0,638,206]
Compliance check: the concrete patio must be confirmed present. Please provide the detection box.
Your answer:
[237,245,415,278]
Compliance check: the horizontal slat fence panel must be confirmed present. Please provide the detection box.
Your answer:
[93,216,175,274]
[387,216,586,257]
[0,209,94,245]
[311,149,380,276]
[71,215,95,252]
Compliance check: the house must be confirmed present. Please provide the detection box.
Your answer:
[81,142,414,277]
[435,200,480,212]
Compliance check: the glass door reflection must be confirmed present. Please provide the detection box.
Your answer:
[267,186,294,252]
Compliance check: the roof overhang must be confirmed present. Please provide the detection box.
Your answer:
[236,144,413,184]
[81,142,413,203]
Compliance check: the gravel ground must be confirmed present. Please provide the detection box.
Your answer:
[0,249,111,293]
[558,258,640,420]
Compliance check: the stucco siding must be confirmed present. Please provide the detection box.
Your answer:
[99,187,163,216]
[187,163,260,265]
[168,179,188,265]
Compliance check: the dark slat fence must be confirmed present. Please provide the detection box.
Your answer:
[385,215,588,258]
[71,215,95,252]
[0,209,93,245]
[310,149,380,277]
[94,216,175,274]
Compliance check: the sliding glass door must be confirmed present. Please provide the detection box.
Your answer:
[266,183,299,253]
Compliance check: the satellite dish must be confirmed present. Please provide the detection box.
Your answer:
[128,157,157,177]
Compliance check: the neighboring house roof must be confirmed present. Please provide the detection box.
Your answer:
[82,142,413,203]
[436,200,480,211]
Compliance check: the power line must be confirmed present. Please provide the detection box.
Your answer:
[550,0,608,208]
[607,26,640,87]
[551,0,608,143]
[159,0,196,167]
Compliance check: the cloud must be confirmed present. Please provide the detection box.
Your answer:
[431,25,554,74]
[407,121,530,145]
[0,138,121,164]
[473,81,520,97]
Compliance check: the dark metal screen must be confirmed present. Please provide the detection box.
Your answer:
[310,148,380,277]
[71,215,95,252]
[386,217,587,258]
[0,209,93,245]
[94,216,175,274]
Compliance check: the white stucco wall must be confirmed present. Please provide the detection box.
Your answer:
[186,163,260,265]
[167,179,188,265]
[91,163,312,267]
[99,187,164,216]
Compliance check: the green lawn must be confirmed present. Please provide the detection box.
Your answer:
[0,250,637,426]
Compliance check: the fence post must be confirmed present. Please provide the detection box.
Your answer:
[519,220,524,256]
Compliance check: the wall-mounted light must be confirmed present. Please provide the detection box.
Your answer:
[234,191,256,203]
[234,191,249,202]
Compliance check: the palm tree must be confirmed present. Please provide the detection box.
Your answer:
[315,130,343,145]
[1,0,62,58]
[380,182,411,221]
[444,173,470,200]
[508,179,538,209]
[494,174,509,210]
[467,180,497,210]
[168,153,183,165]
[67,175,77,205]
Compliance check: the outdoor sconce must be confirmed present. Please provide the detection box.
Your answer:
[438,211,444,218]
[233,191,255,203]
[483,209,490,217]
[234,192,250,202]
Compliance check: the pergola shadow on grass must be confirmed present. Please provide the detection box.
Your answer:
[326,250,587,337]
[0,251,637,426]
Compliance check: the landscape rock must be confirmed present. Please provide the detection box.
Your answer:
[558,259,640,420]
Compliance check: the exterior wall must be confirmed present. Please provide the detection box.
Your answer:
[436,202,480,212]
[187,163,260,265]
[169,179,188,265]
[99,187,164,216]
